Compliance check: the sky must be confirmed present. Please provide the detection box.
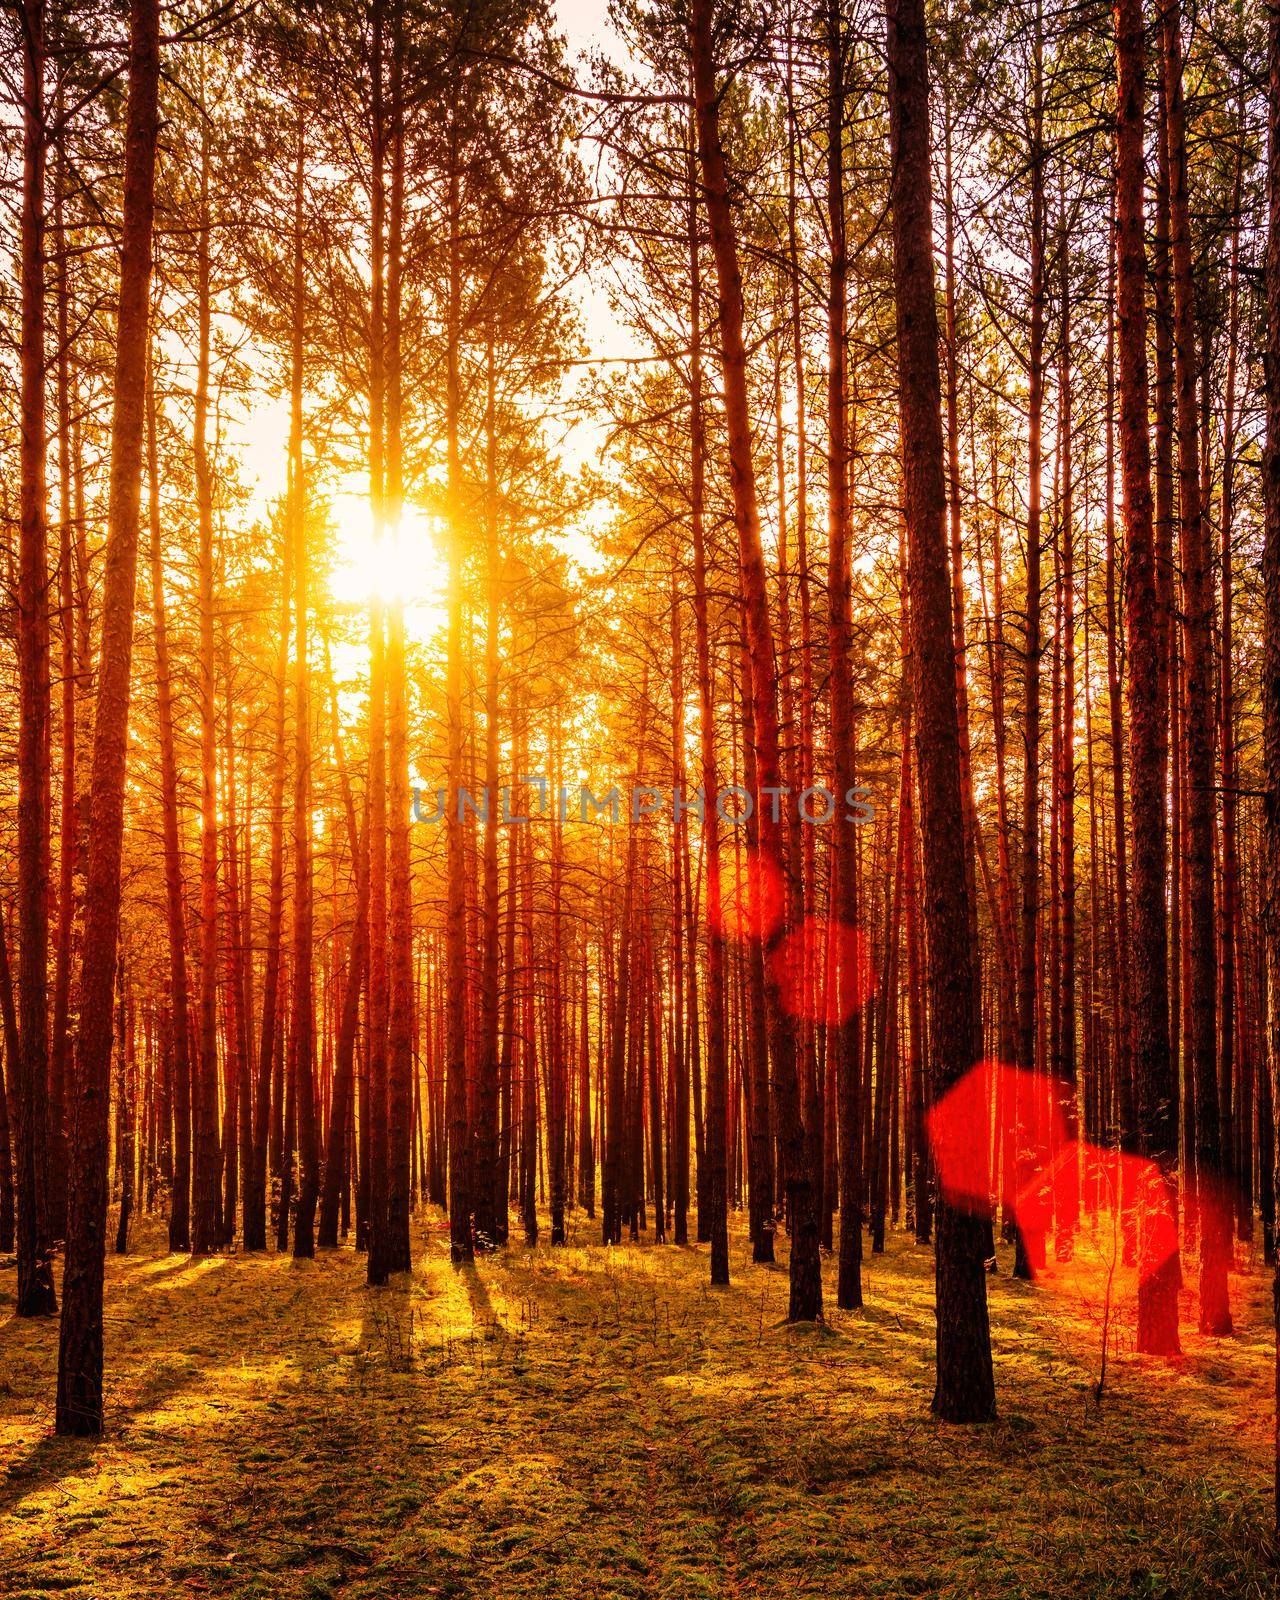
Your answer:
[553,0,624,66]
[231,0,633,594]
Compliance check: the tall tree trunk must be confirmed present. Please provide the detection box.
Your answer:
[115,957,134,1253]
[685,101,729,1284]
[49,107,74,1245]
[1219,96,1246,1239]
[604,695,646,1247]
[886,0,994,1421]
[870,726,909,1254]
[147,371,193,1254]
[320,807,366,1248]
[1260,0,1280,1523]
[290,123,318,1261]
[549,729,568,1245]
[1014,11,1046,1283]
[277,1003,296,1250]
[1056,244,1078,1256]
[317,639,364,1245]
[1162,0,1228,1337]
[670,567,690,1245]
[784,4,820,1244]
[237,725,255,1233]
[220,678,246,1243]
[903,753,929,1244]
[15,0,58,1318]
[366,0,392,1282]
[498,749,519,1242]
[940,36,981,973]
[474,334,503,1248]
[0,920,15,1252]
[443,115,472,1265]
[1117,0,1178,1354]
[981,426,1020,1234]
[1153,29,1177,1170]
[1261,1,1280,1529]
[578,936,594,1218]
[1102,206,1138,1215]
[519,816,539,1245]
[690,0,819,1322]
[191,110,222,1256]
[827,0,863,1312]
[384,18,413,1274]
[55,0,161,1432]
[737,647,774,1262]
[247,462,291,1254]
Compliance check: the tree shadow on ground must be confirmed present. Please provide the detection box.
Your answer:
[0,1256,235,1520]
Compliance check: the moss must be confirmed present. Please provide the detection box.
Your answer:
[0,1217,1275,1599]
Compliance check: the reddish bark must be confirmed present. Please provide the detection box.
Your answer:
[1117,0,1178,1354]
[685,102,729,1283]
[691,0,819,1322]
[1162,0,1228,1337]
[56,0,161,1433]
[15,0,58,1319]
[886,0,994,1420]
[384,24,413,1274]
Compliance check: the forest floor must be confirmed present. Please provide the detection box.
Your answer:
[1,1211,1277,1600]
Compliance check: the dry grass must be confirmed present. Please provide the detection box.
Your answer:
[1,1211,1276,1599]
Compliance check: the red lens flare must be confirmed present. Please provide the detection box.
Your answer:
[927,1061,1193,1296]
[769,916,874,1024]
[709,850,787,944]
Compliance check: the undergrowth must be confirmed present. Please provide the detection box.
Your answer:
[0,1212,1275,1599]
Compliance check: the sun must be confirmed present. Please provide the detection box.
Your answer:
[328,492,450,642]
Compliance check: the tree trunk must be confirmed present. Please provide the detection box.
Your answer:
[220,673,247,1244]
[290,122,318,1261]
[474,334,503,1249]
[49,110,75,1246]
[737,646,774,1262]
[1262,0,1280,1531]
[115,957,134,1254]
[15,0,58,1319]
[320,807,366,1248]
[578,936,594,1218]
[886,0,994,1421]
[549,731,569,1245]
[604,695,646,1247]
[685,101,729,1284]
[191,110,222,1257]
[443,115,472,1265]
[670,567,690,1245]
[146,373,195,1255]
[0,921,15,1252]
[1056,244,1078,1256]
[1162,0,1229,1337]
[247,465,291,1253]
[690,0,819,1322]
[1219,105,1246,1239]
[1014,16,1046,1283]
[366,0,392,1282]
[55,0,161,1432]
[1117,0,1179,1354]
[519,817,538,1246]
[826,0,863,1312]
[384,23,413,1275]
[316,649,364,1247]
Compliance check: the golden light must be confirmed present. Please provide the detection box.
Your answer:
[328,492,449,642]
